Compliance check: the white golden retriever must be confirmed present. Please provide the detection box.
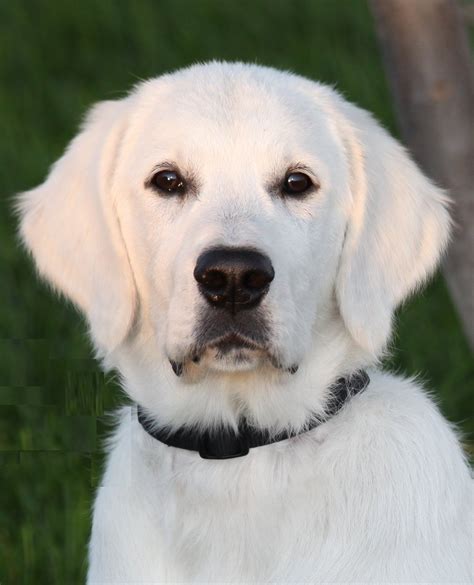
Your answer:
[18,62,472,582]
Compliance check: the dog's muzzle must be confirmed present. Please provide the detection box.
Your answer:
[167,247,289,376]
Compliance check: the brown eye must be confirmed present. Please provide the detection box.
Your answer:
[150,170,185,194]
[283,172,313,196]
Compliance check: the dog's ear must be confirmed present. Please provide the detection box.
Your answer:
[16,99,136,354]
[335,102,451,356]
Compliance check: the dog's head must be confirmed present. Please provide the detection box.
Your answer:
[17,63,450,425]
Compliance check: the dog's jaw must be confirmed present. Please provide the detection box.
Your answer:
[109,311,370,435]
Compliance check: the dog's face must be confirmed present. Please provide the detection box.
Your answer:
[17,63,450,422]
[115,70,351,375]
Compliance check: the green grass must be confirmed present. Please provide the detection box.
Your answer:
[1,1,472,582]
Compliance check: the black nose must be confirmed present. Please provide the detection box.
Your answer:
[194,247,274,313]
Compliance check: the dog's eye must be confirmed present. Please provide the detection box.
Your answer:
[283,172,313,196]
[150,170,186,195]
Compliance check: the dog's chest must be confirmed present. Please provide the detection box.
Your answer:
[89,399,472,583]
[122,434,355,582]
[161,466,323,580]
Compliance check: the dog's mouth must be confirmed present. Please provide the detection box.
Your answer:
[189,332,268,372]
[167,308,298,377]
[169,333,297,377]
[210,332,264,354]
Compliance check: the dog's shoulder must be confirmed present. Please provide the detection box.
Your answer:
[336,370,468,472]
[302,371,472,580]
[321,369,471,523]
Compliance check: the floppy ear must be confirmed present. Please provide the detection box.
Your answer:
[335,102,451,356]
[17,99,136,354]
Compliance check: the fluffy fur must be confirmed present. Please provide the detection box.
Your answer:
[17,62,472,582]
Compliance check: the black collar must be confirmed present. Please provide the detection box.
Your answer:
[137,370,369,460]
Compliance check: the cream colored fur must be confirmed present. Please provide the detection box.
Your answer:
[17,62,472,583]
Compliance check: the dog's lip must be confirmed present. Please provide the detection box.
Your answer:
[169,339,297,375]
[209,332,265,352]
[180,332,267,365]
[171,334,297,373]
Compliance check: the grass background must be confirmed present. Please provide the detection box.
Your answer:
[1,1,472,582]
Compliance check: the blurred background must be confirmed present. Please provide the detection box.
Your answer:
[1,1,472,582]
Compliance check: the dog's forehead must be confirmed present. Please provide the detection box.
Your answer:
[132,65,340,168]
[147,65,306,124]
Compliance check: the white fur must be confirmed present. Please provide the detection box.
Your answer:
[17,62,471,582]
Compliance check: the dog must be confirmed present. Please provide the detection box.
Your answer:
[17,62,472,582]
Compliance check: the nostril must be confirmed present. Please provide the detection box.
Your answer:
[243,269,274,291]
[201,269,227,291]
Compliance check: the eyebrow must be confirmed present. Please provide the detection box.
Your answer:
[287,163,315,175]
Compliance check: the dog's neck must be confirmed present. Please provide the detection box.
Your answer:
[136,370,370,459]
